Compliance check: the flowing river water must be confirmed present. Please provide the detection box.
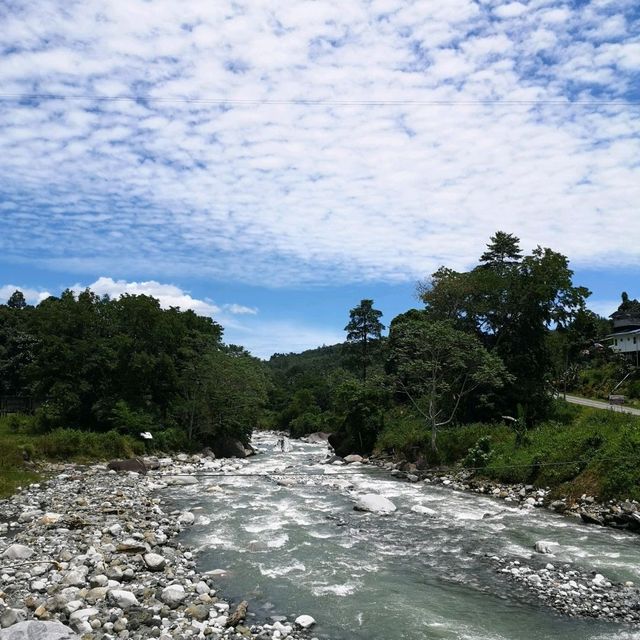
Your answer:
[170,434,640,640]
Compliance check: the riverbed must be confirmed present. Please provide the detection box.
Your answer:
[171,434,640,640]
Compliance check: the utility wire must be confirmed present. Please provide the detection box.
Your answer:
[0,456,629,476]
[0,94,638,107]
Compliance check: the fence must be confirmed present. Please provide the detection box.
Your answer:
[0,396,35,417]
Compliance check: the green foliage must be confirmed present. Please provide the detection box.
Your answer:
[464,436,493,469]
[37,428,143,460]
[110,401,157,436]
[332,377,388,454]
[418,232,590,422]
[152,427,191,452]
[0,288,267,452]
[387,315,510,451]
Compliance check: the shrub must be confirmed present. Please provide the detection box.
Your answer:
[463,436,493,469]
[36,429,143,460]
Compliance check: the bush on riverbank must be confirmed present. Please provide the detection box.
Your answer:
[375,403,640,502]
[0,416,145,497]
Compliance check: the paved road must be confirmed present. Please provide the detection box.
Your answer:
[563,394,640,417]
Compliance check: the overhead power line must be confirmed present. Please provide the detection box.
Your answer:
[0,93,638,107]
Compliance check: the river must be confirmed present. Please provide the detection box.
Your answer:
[169,433,640,639]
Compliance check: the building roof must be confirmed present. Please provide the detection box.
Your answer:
[606,328,640,338]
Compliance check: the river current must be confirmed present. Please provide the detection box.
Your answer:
[169,434,640,639]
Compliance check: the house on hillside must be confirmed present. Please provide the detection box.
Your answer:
[607,293,640,364]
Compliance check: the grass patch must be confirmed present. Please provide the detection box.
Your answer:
[376,401,640,501]
[0,415,145,498]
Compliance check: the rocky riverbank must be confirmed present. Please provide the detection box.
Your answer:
[321,451,640,625]
[362,453,640,533]
[0,454,317,640]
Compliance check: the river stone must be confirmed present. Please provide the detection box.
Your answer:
[1,544,34,561]
[161,584,186,608]
[18,509,43,523]
[144,553,166,571]
[178,511,195,525]
[344,454,363,463]
[108,589,139,608]
[0,609,26,629]
[40,513,62,526]
[185,604,210,621]
[354,494,397,515]
[534,541,558,554]
[295,615,316,628]
[61,570,87,587]
[0,621,80,639]
[85,587,109,603]
[68,607,99,624]
[411,505,436,516]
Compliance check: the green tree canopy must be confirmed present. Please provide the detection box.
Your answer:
[418,232,589,421]
[7,290,27,309]
[388,316,510,451]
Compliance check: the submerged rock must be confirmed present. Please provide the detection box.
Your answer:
[353,494,397,515]
[411,505,436,516]
[534,541,559,555]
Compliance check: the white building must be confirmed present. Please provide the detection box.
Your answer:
[608,308,640,363]
[610,329,640,355]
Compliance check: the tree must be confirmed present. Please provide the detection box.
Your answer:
[418,232,589,421]
[388,316,510,452]
[7,290,27,309]
[344,299,385,382]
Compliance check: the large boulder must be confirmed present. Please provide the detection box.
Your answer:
[0,621,79,639]
[328,432,355,458]
[107,458,147,475]
[1,544,33,561]
[301,432,330,444]
[353,494,397,515]
[213,437,248,459]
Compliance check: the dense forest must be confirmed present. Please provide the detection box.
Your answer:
[265,232,638,461]
[0,289,269,454]
[1,232,637,470]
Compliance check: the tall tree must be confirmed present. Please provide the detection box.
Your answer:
[7,290,27,310]
[344,299,385,382]
[388,316,510,452]
[419,232,589,421]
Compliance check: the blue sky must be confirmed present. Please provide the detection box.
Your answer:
[1,0,639,358]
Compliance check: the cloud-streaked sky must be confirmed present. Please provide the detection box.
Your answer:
[1,0,639,357]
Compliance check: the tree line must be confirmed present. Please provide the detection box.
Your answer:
[1,231,624,460]
[266,232,619,458]
[0,289,269,451]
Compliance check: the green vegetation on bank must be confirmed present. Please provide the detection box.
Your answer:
[0,414,147,497]
[378,402,640,501]
[264,232,640,501]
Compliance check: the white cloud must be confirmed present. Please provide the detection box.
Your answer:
[0,0,638,286]
[223,303,258,315]
[0,285,52,306]
[83,277,222,316]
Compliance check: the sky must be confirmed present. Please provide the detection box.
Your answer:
[1,0,639,358]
